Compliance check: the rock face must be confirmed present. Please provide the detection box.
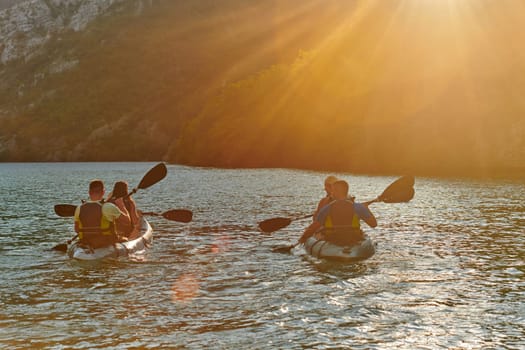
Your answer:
[0,0,150,64]
[0,1,22,11]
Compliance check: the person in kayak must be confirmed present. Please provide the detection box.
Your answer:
[312,175,339,218]
[299,179,377,245]
[74,179,131,248]
[107,180,140,238]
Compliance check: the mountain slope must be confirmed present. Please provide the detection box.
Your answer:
[1,0,342,160]
[1,0,524,178]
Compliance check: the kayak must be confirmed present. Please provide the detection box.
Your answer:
[304,234,376,261]
[67,217,153,261]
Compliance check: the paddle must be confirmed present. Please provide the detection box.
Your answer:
[271,175,415,253]
[258,214,313,233]
[261,176,414,234]
[141,209,193,223]
[125,162,167,197]
[54,204,77,217]
[52,236,78,252]
[54,162,169,218]
[375,175,415,203]
[54,204,193,223]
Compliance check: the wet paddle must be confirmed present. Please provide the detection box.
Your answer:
[375,175,415,203]
[126,162,167,197]
[54,205,193,223]
[272,242,300,254]
[271,175,415,253]
[52,235,78,252]
[258,214,313,233]
[141,209,193,223]
[261,176,415,233]
[54,204,77,217]
[54,162,168,216]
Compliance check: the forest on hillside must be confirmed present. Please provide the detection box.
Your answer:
[0,0,348,160]
[1,0,524,179]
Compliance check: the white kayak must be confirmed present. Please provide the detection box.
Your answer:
[68,217,153,261]
[304,234,376,261]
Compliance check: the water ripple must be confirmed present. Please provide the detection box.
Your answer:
[0,163,524,349]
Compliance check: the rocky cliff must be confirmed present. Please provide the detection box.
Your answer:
[0,0,153,64]
[1,0,333,162]
[0,0,157,159]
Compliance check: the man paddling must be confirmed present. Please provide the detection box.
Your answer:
[74,180,131,248]
[299,180,377,245]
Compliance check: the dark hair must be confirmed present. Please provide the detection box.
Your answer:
[112,181,129,198]
[89,180,104,193]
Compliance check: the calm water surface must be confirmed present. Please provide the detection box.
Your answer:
[0,163,524,349]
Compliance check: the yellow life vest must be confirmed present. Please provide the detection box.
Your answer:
[321,200,363,244]
[322,199,360,230]
[78,201,116,248]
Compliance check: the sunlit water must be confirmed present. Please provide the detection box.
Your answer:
[0,163,523,349]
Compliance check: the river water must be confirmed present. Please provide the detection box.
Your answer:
[0,162,523,349]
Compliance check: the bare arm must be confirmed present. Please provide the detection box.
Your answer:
[103,200,131,228]
[313,197,331,219]
[74,206,80,233]
[113,198,131,226]
[128,198,140,226]
[298,221,322,243]
[357,203,377,228]
[363,213,377,228]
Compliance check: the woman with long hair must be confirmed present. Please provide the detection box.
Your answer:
[107,181,140,238]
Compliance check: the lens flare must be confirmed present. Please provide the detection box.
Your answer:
[171,273,200,303]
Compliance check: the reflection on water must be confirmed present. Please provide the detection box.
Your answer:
[0,163,524,349]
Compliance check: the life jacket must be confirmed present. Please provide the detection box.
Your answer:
[77,201,117,248]
[321,199,363,245]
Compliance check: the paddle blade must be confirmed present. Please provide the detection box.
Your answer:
[162,209,193,223]
[382,186,414,203]
[54,204,77,217]
[137,163,167,190]
[377,176,415,203]
[272,244,296,254]
[52,243,68,252]
[258,217,293,233]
